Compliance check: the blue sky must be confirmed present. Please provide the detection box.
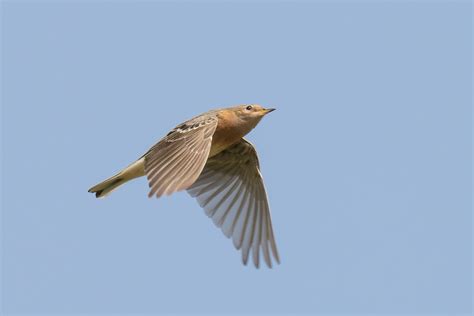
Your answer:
[2,1,472,315]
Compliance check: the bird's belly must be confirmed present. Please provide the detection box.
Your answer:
[209,136,241,158]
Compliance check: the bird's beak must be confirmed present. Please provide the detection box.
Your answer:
[264,108,276,115]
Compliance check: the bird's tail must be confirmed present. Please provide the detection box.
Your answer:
[88,158,146,198]
[88,173,128,198]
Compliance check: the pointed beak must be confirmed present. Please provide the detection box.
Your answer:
[264,108,276,114]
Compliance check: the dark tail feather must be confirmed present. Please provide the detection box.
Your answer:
[88,174,126,198]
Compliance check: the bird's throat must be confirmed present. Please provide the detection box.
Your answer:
[209,112,258,157]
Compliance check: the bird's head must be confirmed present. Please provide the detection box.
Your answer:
[216,104,275,138]
[234,104,276,124]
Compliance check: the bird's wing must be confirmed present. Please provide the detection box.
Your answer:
[187,138,280,268]
[144,115,218,198]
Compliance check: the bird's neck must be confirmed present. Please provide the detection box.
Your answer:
[209,112,259,157]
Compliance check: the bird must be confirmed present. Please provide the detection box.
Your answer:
[88,104,279,268]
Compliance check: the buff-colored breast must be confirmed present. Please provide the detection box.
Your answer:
[209,110,257,157]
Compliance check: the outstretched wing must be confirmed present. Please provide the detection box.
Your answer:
[144,115,218,198]
[187,138,280,268]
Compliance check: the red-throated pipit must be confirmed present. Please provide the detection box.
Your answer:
[88,104,279,268]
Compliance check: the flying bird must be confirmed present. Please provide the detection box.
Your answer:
[88,104,279,268]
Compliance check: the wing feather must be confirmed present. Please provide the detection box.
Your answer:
[187,138,279,268]
[144,115,218,198]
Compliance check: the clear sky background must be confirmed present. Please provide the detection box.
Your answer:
[1,1,472,315]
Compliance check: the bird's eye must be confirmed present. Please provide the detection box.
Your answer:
[246,105,253,111]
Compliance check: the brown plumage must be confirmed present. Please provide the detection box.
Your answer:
[88,104,279,268]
